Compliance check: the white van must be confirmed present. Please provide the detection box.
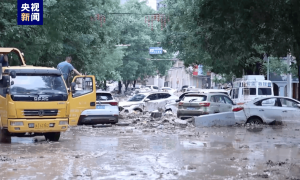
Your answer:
[229,75,274,105]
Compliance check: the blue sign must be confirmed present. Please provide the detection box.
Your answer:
[149,47,163,54]
[198,65,203,75]
[18,0,43,25]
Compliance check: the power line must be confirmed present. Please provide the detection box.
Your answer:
[94,13,167,15]
[146,58,177,60]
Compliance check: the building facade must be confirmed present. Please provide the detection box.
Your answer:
[146,60,211,90]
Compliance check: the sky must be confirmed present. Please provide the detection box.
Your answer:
[120,0,157,10]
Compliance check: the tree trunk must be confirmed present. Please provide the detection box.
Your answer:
[118,81,122,94]
[298,64,300,100]
[103,80,107,91]
[124,80,130,91]
[133,80,136,88]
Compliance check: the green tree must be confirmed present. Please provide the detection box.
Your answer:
[0,0,124,83]
[161,0,300,99]
[118,0,173,91]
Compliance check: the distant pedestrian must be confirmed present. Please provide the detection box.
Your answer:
[0,54,9,67]
[57,56,82,82]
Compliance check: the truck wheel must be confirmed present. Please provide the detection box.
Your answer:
[44,132,60,141]
[0,129,11,143]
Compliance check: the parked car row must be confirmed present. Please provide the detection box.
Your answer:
[165,89,300,125]
[80,87,300,126]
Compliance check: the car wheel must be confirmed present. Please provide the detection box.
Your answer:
[44,132,60,141]
[246,117,263,125]
[134,109,142,113]
[165,109,172,113]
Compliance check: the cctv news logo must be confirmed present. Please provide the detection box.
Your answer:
[17,0,43,25]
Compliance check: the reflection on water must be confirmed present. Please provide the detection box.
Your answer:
[0,123,299,179]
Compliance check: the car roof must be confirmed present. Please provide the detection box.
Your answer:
[185,93,207,96]
[96,90,112,94]
[252,96,300,102]
[138,92,170,95]
[185,92,227,96]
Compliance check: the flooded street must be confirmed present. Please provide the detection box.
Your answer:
[0,118,300,180]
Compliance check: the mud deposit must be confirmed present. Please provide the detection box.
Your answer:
[0,113,300,180]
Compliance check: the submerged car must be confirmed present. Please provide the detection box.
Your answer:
[96,90,118,106]
[165,91,229,113]
[182,86,196,92]
[161,87,177,94]
[177,93,234,119]
[119,92,178,113]
[236,96,300,124]
[78,104,119,125]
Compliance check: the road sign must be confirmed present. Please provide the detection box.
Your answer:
[149,47,163,54]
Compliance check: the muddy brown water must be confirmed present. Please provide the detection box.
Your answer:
[0,121,300,180]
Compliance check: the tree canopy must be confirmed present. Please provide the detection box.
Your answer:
[0,0,172,88]
[160,0,300,98]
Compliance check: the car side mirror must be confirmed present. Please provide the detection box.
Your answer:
[2,76,10,88]
[297,104,300,108]
[144,98,150,102]
[71,82,76,93]
[10,70,16,78]
[175,99,180,102]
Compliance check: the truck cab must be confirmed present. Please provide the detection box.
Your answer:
[0,48,96,142]
[229,75,274,105]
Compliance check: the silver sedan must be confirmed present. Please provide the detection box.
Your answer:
[177,93,234,119]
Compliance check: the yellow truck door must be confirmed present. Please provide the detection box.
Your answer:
[68,75,96,126]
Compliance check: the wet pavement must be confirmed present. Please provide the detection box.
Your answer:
[0,116,300,179]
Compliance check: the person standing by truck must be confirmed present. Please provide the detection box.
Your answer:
[57,56,82,84]
[0,54,9,67]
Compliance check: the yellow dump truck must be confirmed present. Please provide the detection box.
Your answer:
[0,48,96,142]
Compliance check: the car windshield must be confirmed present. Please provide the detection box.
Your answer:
[96,93,113,101]
[183,95,207,102]
[128,94,146,101]
[10,75,68,101]
[258,88,272,95]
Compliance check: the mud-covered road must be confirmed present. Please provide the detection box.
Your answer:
[0,113,300,180]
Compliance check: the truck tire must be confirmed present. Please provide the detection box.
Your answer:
[0,129,11,143]
[44,132,60,141]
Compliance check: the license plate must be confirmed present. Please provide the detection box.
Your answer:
[35,123,49,129]
[186,107,196,110]
[96,105,105,109]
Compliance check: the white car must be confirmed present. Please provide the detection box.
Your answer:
[96,90,118,106]
[237,96,300,124]
[161,87,177,94]
[134,85,151,94]
[119,92,178,113]
[146,85,160,92]
[183,86,196,92]
[78,104,119,125]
